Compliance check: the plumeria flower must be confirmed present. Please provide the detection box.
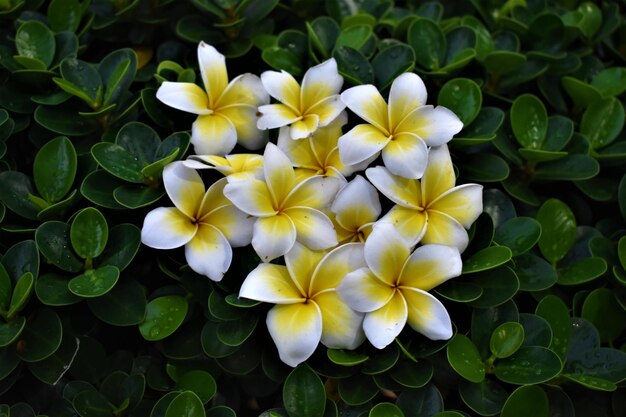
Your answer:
[338,72,463,179]
[330,175,380,244]
[257,59,345,140]
[366,144,483,252]
[224,143,339,262]
[239,242,367,366]
[156,41,269,155]
[277,112,374,183]
[337,223,461,349]
[141,162,254,281]
[183,153,264,181]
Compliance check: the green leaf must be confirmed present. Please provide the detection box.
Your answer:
[581,288,626,343]
[70,207,108,259]
[68,265,120,298]
[139,295,188,341]
[113,185,165,209]
[0,347,20,380]
[97,224,141,271]
[557,257,607,285]
[581,97,625,150]
[510,93,547,149]
[327,349,368,366]
[371,44,415,90]
[562,374,616,392]
[463,246,512,273]
[91,143,145,183]
[33,136,77,203]
[437,78,482,126]
[543,115,574,151]
[16,307,62,362]
[88,279,146,326]
[408,18,446,71]
[338,374,379,405]
[494,346,562,384]
[519,313,552,348]
[47,0,82,32]
[35,221,83,272]
[200,320,238,358]
[0,171,43,221]
[332,46,374,86]
[283,364,326,417]
[514,254,557,291]
[216,314,258,346]
[490,322,524,359]
[390,360,433,388]
[494,217,541,256]
[369,403,404,417]
[0,264,10,311]
[177,371,217,404]
[435,280,482,303]
[15,20,55,69]
[0,316,25,347]
[536,199,576,264]
[591,67,626,97]
[533,154,599,181]
[73,390,115,417]
[27,330,79,384]
[35,273,81,306]
[7,272,34,318]
[483,51,526,76]
[535,295,570,362]
[80,170,125,209]
[458,378,507,416]
[262,47,303,76]
[396,385,443,417]
[500,386,549,417]
[58,59,103,108]
[446,333,485,383]
[362,344,399,375]
[2,240,39,284]
[165,391,205,417]
[99,49,137,106]
[469,266,519,308]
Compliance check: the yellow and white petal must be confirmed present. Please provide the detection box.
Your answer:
[257,104,301,130]
[285,207,337,250]
[197,177,231,216]
[217,73,269,108]
[338,124,390,166]
[197,41,228,107]
[290,114,319,140]
[156,82,211,115]
[163,161,205,218]
[310,112,348,161]
[285,242,325,296]
[252,214,297,262]
[277,126,319,168]
[223,179,277,217]
[395,105,463,147]
[283,175,340,210]
[310,242,366,295]
[336,267,395,313]
[201,205,254,247]
[141,207,197,249]
[363,291,408,349]
[401,287,452,340]
[218,104,268,150]
[381,132,428,180]
[267,302,322,367]
[184,224,231,281]
[300,58,343,111]
[398,244,462,291]
[260,70,301,111]
[388,72,427,128]
[226,154,264,175]
[263,143,297,205]
[378,206,427,246]
[422,210,469,252]
[428,184,484,228]
[331,175,381,232]
[191,113,237,155]
[240,263,305,303]
[340,85,389,133]
[306,96,345,127]
[183,155,232,175]
[315,291,365,350]
[421,144,456,203]
[365,166,421,208]
[364,223,410,285]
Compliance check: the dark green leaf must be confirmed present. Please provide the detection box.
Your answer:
[0,171,43,221]
[408,18,446,71]
[33,136,77,203]
[34,105,99,136]
[469,266,519,308]
[390,360,433,388]
[57,59,103,107]
[28,331,79,384]
[371,44,415,90]
[216,314,258,346]
[91,143,145,183]
[139,296,188,341]
[536,199,576,264]
[68,265,119,298]
[36,221,84,273]
[338,374,379,406]
[458,378,507,416]
[16,307,62,362]
[88,279,146,326]
[368,403,404,417]
[396,385,443,417]
[0,316,25,347]
[35,273,81,306]
[494,217,541,256]
[581,288,626,343]
[80,170,126,209]
[500,385,548,417]
[177,371,217,404]
[494,346,562,384]
[533,154,599,181]
[99,49,137,106]
[490,322,524,359]
[7,272,34,318]
[2,240,39,284]
[581,97,625,150]
[283,364,326,417]
[262,47,303,76]
[47,0,82,32]
[463,246,512,273]
[510,94,547,149]
[327,349,368,366]
[333,46,374,86]
[446,333,485,383]
[15,20,55,68]
[513,254,557,291]
[98,224,141,271]
[165,392,205,417]
[113,185,165,209]
[73,390,115,417]
[437,78,482,126]
[535,295,570,362]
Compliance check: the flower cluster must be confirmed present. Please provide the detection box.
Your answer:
[141,42,483,367]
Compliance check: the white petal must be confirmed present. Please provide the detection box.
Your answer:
[264,143,297,204]
[141,207,196,249]
[223,178,276,217]
[197,41,228,106]
[218,104,268,150]
[156,82,211,115]
[381,133,428,179]
[364,223,410,285]
[340,85,389,132]
[202,205,254,247]
[252,214,296,262]
[260,70,301,110]
[191,114,237,155]
[378,206,427,247]
[267,302,322,367]
[310,242,367,295]
[399,244,462,291]
[338,124,389,166]
[184,225,231,281]
[388,72,427,128]
[217,73,269,108]
[363,292,408,349]
[290,114,319,140]
[257,104,300,130]
[163,161,204,218]
[429,184,484,228]
[285,207,337,250]
[284,175,340,210]
[331,175,381,232]
[402,287,452,340]
[240,263,304,303]
[421,144,455,201]
[337,267,395,313]
[301,58,343,110]
[277,126,318,168]
[315,291,365,350]
[365,166,421,208]
[422,210,470,252]
[307,96,345,127]
[396,105,463,147]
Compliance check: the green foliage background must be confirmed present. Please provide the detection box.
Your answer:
[1,0,626,416]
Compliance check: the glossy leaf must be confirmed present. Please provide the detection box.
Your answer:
[494,217,541,256]
[489,322,524,359]
[494,346,562,384]
[15,20,55,69]
[16,307,62,362]
[408,18,445,70]
[88,279,146,326]
[500,386,549,417]
[70,207,108,259]
[510,94,547,149]
[437,78,482,126]
[68,265,119,298]
[581,97,625,150]
[536,199,576,264]
[139,296,188,341]
[283,364,326,417]
[35,221,84,273]
[446,334,485,383]
[33,136,77,203]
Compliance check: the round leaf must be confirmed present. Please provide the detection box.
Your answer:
[70,207,109,259]
[165,392,205,417]
[581,97,625,150]
[369,403,404,417]
[177,371,217,404]
[338,374,379,405]
[35,221,84,273]
[446,333,485,383]
[469,266,519,308]
[390,360,433,388]
[513,254,557,291]
[463,246,512,274]
[458,153,509,182]
[15,20,55,69]
[0,171,43,221]
[494,346,562,385]
[327,349,368,366]
[536,199,576,264]
[535,295,571,362]
[0,316,26,347]
[581,288,626,343]
[371,44,415,90]
[7,272,34,318]
[91,143,145,183]
[283,364,326,417]
[16,307,62,362]
[97,224,141,271]
[73,390,115,417]
[33,136,77,203]
[489,322,524,359]
[35,273,81,306]
[500,386,548,417]
[437,78,482,126]
[494,217,541,256]
[139,295,188,341]
[510,94,547,149]
[557,257,607,285]
[68,265,119,298]
[88,279,146,326]
[408,18,446,70]
[459,378,507,416]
